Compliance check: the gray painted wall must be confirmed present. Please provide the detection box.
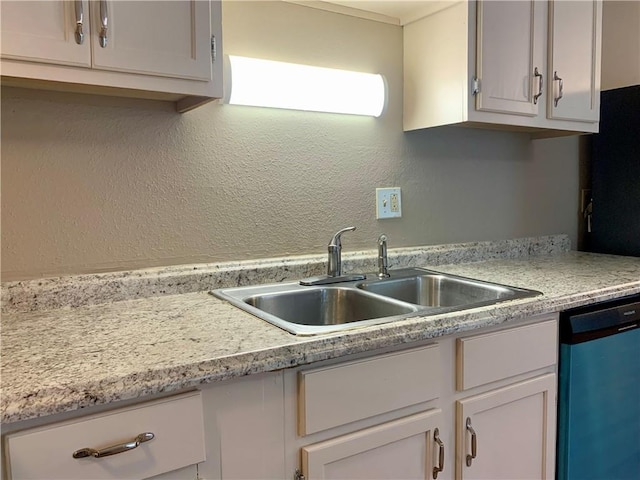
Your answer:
[0,1,579,281]
[601,0,640,90]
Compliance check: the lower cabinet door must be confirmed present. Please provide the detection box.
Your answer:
[456,374,556,480]
[301,409,444,480]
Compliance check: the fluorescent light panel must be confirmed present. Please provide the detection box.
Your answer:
[228,55,386,117]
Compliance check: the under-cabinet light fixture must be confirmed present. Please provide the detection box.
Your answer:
[226,55,386,117]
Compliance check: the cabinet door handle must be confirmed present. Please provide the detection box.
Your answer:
[533,67,543,105]
[553,71,564,107]
[465,417,477,467]
[74,0,84,45]
[432,428,445,479]
[99,0,108,48]
[72,432,154,459]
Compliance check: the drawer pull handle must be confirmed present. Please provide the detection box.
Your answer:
[72,432,155,459]
[465,417,477,467]
[432,427,445,479]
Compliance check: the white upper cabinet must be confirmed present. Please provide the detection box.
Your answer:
[474,0,545,116]
[90,1,213,81]
[403,0,602,135]
[548,0,602,123]
[0,0,91,67]
[0,0,222,112]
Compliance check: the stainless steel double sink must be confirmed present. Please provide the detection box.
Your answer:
[211,268,542,335]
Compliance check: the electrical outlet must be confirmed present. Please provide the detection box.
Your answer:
[376,187,402,219]
[390,193,400,213]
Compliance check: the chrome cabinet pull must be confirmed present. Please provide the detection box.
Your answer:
[533,67,543,105]
[472,76,480,95]
[72,432,154,459]
[465,417,477,467]
[74,0,84,45]
[432,428,445,479]
[99,0,108,48]
[553,71,564,107]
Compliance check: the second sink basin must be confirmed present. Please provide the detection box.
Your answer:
[357,272,532,308]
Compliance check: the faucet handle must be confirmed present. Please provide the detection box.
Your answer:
[329,226,356,247]
[377,234,390,278]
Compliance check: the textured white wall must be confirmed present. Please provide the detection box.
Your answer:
[0,1,579,281]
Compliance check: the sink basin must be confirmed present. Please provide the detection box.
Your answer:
[213,283,419,335]
[357,272,536,308]
[211,268,541,336]
[246,287,417,328]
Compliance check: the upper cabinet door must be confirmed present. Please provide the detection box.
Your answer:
[475,0,545,116]
[548,0,602,122]
[90,0,212,81]
[0,0,91,67]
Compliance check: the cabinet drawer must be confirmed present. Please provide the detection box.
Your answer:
[299,344,441,435]
[456,318,557,390]
[4,391,205,480]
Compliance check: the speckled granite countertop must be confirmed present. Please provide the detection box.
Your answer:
[2,236,639,425]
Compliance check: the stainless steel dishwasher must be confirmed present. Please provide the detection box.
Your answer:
[557,293,640,480]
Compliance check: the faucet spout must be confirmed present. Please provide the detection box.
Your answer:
[328,226,356,277]
[377,234,390,278]
[299,227,366,286]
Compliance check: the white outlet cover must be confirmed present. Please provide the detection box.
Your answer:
[376,187,402,219]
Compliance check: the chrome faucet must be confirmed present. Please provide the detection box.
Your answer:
[300,227,366,286]
[377,234,390,278]
[328,226,356,277]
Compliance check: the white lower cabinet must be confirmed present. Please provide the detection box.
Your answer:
[289,316,558,480]
[197,371,286,480]
[1,316,559,480]
[297,344,442,436]
[291,344,445,480]
[456,374,557,480]
[454,317,558,480]
[3,392,205,480]
[302,409,444,480]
